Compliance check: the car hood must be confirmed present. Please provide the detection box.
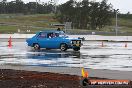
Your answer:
[65,37,81,41]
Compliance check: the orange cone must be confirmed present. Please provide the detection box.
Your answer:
[8,36,12,48]
[82,68,89,78]
[101,41,104,47]
[125,42,127,48]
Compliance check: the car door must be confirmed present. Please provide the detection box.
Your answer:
[47,32,60,49]
[37,32,49,48]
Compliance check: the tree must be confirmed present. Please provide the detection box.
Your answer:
[90,2,100,30]
[59,0,75,22]
[56,0,113,30]
[0,0,55,14]
[0,0,7,13]
[15,0,24,13]
[97,0,113,29]
[79,0,91,29]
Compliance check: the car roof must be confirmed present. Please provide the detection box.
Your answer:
[40,30,64,33]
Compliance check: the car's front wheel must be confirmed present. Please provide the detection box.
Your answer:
[60,43,67,51]
[33,43,40,50]
[73,47,80,51]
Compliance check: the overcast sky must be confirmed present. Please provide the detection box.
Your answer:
[7,0,132,13]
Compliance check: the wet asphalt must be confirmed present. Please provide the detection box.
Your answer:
[0,39,132,71]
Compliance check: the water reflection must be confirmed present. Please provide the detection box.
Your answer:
[1,41,132,71]
[27,50,81,60]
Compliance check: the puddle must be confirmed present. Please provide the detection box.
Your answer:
[0,41,132,71]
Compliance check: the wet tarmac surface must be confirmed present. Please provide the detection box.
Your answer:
[0,41,132,71]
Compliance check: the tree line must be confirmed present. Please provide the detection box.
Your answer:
[0,0,115,30]
[56,0,114,30]
[0,0,54,14]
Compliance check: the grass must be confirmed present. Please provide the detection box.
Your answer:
[0,14,59,33]
[0,13,132,35]
[0,25,18,33]
[100,16,132,35]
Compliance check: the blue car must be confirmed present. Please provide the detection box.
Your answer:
[26,30,82,51]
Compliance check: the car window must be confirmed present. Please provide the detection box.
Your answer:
[54,31,66,37]
[38,32,46,38]
[47,32,56,38]
[55,33,59,37]
[46,31,66,38]
[59,32,66,37]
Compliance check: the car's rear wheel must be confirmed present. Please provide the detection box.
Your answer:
[46,48,51,50]
[33,43,40,50]
[60,43,67,51]
[73,47,80,51]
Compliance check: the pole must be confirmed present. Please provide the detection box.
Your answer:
[53,0,59,13]
[65,23,66,33]
[36,0,38,13]
[116,11,118,36]
[115,9,119,36]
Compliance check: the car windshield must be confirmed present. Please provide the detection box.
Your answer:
[59,32,66,37]
[55,31,66,37]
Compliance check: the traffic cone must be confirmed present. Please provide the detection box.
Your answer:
[8,36,12,48]
[81,68,89,78]
[125,42,127,48]
[101,41,104,47]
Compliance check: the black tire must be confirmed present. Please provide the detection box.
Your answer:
[60,43,67,51]
[73,47,80,51]
[46,48,51,50]
[81,78,90,87]
[33,43,40,50]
